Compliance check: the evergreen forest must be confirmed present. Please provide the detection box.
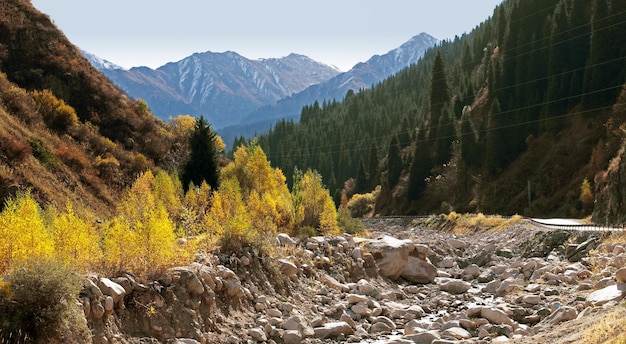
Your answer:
[252,0,626,218]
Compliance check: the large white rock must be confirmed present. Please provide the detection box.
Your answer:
[586,284,626,306]
[541,306,578,326]
[98,278,126,304]
[276,233,297,247]
[278,259,299,277]
[313,322,354,339]
[401,256,437,284]
[365,235,415,280]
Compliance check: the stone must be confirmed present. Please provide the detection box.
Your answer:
[321,273,348,292]
[404,319,427,335]
[283,330,303,344]
[372,316,396,330]
[401,256,438,284]
[586,284,626,306]
[447,238,467,250]
[404,331,441,344]
[172,339,201,344]
[441,327,472,340]
[414,244,430,259]
[313,322,354,339]
[92,301,105,319]
[481,307,515,326]
[438,257,455,269]
[439,279,471,294]
[103,295,114,312]
[616,268,626,284]
[267,308,282,317]
[248,327,267,342]
[340,311,356,329]
[347,293,369,304]
[463,264,481,280]
[98,278,126,305]
[365,235,415,280]
[370,321,393,334]
[541,306,578,326]
[521,294,542,305]
[283,315,314,337]
[276,233,297,247]
[278,259,299,277]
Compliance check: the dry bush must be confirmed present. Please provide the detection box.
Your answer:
[54,144,89,172]
[0,133,32,163]
[31,89,79,133]
[0,258,90,343]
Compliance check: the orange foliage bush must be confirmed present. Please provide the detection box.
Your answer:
[0,133,32,163]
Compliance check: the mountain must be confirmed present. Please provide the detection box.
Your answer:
[82,49,124,71]
[91,51,341,129]
[218,33,438,145]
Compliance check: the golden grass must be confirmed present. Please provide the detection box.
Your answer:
[445,212,523,234]
[582,308,626,344]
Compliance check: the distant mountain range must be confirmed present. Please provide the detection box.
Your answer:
[85,52,341,129]
[85,32,438,142]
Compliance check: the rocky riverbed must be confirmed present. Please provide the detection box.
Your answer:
[81,216,626,343]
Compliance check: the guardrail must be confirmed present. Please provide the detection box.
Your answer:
[361,215,625,232]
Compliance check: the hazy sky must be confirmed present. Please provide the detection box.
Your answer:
[31,1,503,72]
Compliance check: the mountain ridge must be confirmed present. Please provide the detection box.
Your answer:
[88,50,341,129]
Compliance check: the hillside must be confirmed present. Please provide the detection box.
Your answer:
[0,0,175,214]
[257,0,626,220]
[88,51,341,129]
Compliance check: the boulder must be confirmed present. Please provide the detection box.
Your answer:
[439,279,472,294]
[540,306,578,326]
[276,233,297,247]
[278,259,299,277]
[283,330,303,344]
[404,331,441,344]
[98,278,126,305]
[447,238,467,250]
[586,284,626,306]
[616,268,626,284]
[481,307,515,326]
[248,327,267,342]
[321,273,348,292]
[401,256,437,284]
[283,315,314,337]
[313,322,354,339]
[442,327,472,340]
[365,235,415,280]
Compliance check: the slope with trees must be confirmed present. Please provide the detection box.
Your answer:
[256,0,626,218]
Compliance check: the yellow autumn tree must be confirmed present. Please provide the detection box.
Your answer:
[31,89,79,133]
[152,170,182,221]
[0,192,54,273]
[205,177,252,253]
[222,145,294,235]
[49,202,101,272]
[293,169,340,236]
[103,171,181,276]
[181,181,213,236]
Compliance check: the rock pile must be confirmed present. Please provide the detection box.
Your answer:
[78,220,626,343]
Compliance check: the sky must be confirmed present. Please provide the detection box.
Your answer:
[31,1,503,72]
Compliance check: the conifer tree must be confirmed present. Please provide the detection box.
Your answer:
[367,143,379,189]
[356,157,368,194]
[181,116,220,192]
[408,130,432,202]
[387,136,402,188]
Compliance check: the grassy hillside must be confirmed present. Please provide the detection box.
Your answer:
[0,0,176,215]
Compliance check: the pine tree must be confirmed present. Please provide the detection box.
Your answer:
[367,143,379,189]
[387,136,402,188]
[356,157,368,194]
[407,130,432,202]
[181,116,220,192]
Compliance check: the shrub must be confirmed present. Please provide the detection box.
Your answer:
[55,144,89,172]
[0,259,90,343]
[337,207,367,236]
[347,192,376,218]
[28,137,61,169]
[31,89,79,133]
[0,133,32,162]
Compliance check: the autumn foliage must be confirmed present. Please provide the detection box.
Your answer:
[0,143,343,276]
